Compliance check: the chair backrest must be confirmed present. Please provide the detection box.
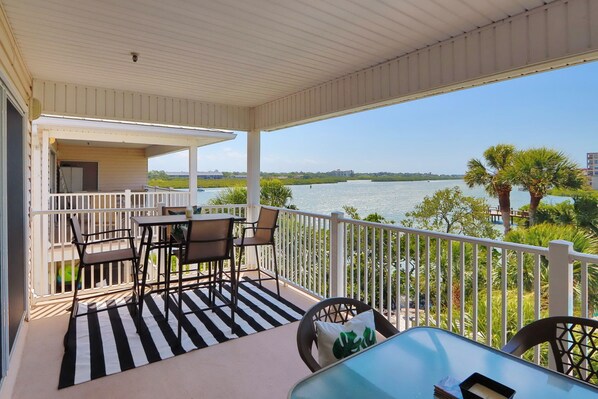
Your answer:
[254,207,279,243]
[162,206,189,238]
[296,297,399,372]
[162,206,187,215]
[182,218,234,264]
[502,316,598,385]
[69,215,85,253]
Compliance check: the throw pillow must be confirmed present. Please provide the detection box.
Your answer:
[315,309,377,368]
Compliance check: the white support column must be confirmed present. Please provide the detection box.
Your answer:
[30,125,44,298]
[330,211,346,298]
[247,130,261,222]
[188,145,197,206]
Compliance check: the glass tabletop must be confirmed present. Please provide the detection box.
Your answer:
[289,327,598,399]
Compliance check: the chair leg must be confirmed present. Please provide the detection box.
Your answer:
[236,245,245,290]
[208,262,214,306]
[255,246,262,287]
[230,254,236,331]
[164,244,172,321]
[218,260,223,295]
[70,263,84,319]
[271,243,281,298]
[177,263,183,343]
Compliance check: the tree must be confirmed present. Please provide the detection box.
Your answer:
[402,187,498,239]
[464,144,516,234]
[573,194,598,236]
[209,186,247,205]
[260,179,293,208]
[148,170,169,180]
[209,179,294,208]
[342,205,395,224]
[510,148,586,225]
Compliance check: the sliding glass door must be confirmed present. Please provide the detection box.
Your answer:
[0,81,26,382]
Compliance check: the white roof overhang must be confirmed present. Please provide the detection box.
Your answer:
[33,116,236,157]
[5,0,598,132]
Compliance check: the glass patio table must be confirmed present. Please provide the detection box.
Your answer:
[289,326,598,398]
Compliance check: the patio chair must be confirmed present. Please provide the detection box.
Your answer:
[234,206,281,297]
[502,316,598,385]
[296,297,399,372]
[166,217,237,342]
[68,215,139,319]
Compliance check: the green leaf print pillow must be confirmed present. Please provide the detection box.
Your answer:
[315,310,377,368]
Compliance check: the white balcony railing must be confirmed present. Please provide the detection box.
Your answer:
[259,207,598,360]
[30,197,598,359]
[30,191,246,302]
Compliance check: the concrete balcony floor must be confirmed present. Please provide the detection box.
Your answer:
[12,275,317,399]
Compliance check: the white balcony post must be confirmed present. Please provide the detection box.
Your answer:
[246,130,261,268]
[330,211,346,297]
[124,189,132,208]
[188,145,198,206]
[548,240,574,317]
[547,240,574,371]
[247,130,260,222]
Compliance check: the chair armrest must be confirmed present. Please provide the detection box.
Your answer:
[83,236,135,246]
[82,228,132,237]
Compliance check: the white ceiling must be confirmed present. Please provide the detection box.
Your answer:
[3,0,553,107]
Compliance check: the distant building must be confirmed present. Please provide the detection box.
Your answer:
[329,169,354,177]
[588,153,598,189]
[166,170,224,179]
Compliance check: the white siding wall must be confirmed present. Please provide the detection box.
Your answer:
[0,7,30,105]
[33,80,251,131]
[57,144,147,192]
[254,0,598,131]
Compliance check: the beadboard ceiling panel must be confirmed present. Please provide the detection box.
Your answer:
[3,0,555,107]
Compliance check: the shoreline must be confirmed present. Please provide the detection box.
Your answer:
[148,175,464,189]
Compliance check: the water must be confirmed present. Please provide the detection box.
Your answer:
[197,179,569,223]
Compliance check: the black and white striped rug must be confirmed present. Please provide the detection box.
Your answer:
[59,278,304,388]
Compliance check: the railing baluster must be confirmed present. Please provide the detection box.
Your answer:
[486,245,493,346]
[447,239,453,332]
[414,235,420,326]
[460,241,465,336]
[405,233,411,330]
[425,236,430,326]
[436,238,441,328]
[501,248,508,348]
[395,232,401,330]
[472,243,478,341]
[516,251,524,331]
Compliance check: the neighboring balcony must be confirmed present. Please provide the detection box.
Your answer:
[20,190,598,397]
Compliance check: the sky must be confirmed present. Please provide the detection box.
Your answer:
[149,61,598,175]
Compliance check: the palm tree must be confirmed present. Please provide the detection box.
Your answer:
[510,148,586,225]
[464,144,516,234]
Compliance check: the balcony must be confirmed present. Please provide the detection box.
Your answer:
[18,191,598,396]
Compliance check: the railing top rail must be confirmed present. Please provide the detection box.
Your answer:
[339,216,549,255]
[203,204,246,209]
[49,190,189,196]
[570,251,598,264]
[31,207,154,216]
[277,207,333,220]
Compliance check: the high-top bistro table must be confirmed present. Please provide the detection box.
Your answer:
[131,213,243,330]
[289,327,598,398]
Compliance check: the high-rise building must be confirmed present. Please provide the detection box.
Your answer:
[588,153,598,189]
